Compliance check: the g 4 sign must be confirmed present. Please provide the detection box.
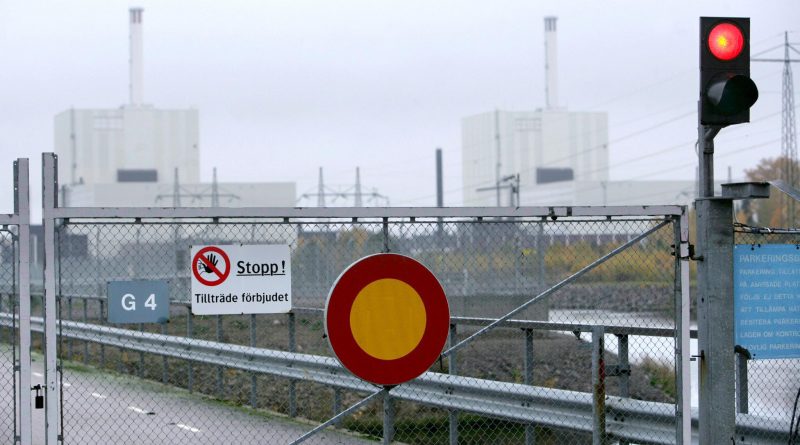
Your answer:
[107,280,169,324]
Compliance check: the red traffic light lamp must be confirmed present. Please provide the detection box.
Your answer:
[700,17,758,126]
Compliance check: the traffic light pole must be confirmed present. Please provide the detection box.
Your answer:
[695,123,736,442]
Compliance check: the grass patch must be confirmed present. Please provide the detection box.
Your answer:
[641,357,676,401]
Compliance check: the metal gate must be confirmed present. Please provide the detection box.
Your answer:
[0,159,32,445]
[38,153,699,444]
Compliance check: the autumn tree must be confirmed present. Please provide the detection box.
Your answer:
[743,156,800,227]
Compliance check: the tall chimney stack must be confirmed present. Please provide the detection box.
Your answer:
[544,16,558,109]
[129,8,144,106]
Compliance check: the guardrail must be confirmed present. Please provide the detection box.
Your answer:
[0,313,788,444]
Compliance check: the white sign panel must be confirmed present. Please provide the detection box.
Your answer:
[191,244,291,315]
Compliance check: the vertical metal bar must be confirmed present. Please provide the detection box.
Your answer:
[66,297,73,360]
[524,328,535,445]
[216,314,223,398]
[161,322,168,384]
[448,323,458,445]
[42,153,60,445]
[288,312,296,417]
[250,314,257,408]
[82,298,88,364]
[697,199,735,444]
[138,323,144,378]
[735,352,749,414]
[383,391,395,445]
[96,228,104,369]
[676,210,691,445]
[332,389,342,424]
[99,299,105,368]
[187,309,194,393]
[617,334,630,397]
[16,159,32,445]
[382,218,390,252]
[616,333,630,445]
[591,326,607,445]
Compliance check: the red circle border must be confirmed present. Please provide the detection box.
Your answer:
[192,246,231,287]
[325,253,450,386]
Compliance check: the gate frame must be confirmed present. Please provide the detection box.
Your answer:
[40,152,691,444]
[0,158,32,445]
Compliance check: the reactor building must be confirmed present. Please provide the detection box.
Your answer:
[54,8,295,208]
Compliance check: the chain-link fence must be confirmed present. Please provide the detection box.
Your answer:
[734,229,800,444]
[0,228,18,444]
[50,212,689,444]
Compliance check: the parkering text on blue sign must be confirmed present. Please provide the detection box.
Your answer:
[734,244,800,359]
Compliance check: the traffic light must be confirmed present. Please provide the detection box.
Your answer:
[700,17,759,126]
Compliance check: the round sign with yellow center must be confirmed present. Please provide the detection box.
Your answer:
[324,253,450,386]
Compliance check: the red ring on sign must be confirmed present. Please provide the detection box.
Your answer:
[325,253,449,386]
[192,246,231,286]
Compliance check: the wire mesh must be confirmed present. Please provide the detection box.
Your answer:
[0,228,18,445]
[53,215,684,444]
[734,230,800,443]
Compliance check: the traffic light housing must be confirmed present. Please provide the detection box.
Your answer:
[700,17,759,126]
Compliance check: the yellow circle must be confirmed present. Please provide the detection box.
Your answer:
[349,278,427,360]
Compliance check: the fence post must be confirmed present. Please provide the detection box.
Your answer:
[138,323,145,377]
[250,314,257,408]
[383,391,395,445]
[42,152,60,445]
[288,312,297,417]
[67,296,73,360]
[15,158,32,445]
[735,349,749,414]
[99,298,105,368]
[216,314,223,398]
[524,328,536,445]
[592,326,608,445]
[161,322,168,384]
[187,308,194,393]
[82,298,88,364]
[448,323,458,445]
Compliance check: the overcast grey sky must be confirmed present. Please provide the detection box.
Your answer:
[0,0,798,217]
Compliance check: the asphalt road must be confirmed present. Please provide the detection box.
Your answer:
[1,346,374,445]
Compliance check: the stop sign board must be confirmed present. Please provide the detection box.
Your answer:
[324,253,450,386]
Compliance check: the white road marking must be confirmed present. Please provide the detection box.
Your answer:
[90,393,107,399]
[32,372,43,377]
[128,406,149,414]
[176,423,200,433]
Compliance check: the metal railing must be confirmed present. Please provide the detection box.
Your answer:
[2,311,789,444]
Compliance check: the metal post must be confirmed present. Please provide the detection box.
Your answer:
[82,298,88,364]
[250,314,257,408]
[216,314,223,398]
[288,312,296,417]
[616,334,630,398]
[333,389,342,424]
[161,322,168,384]
[99,299,105,368]
[67,297,73,360]
[137,323,144,377]
[383,391,395,445]
[448,323,458,445]
[15,159,32,445]
[524,328,535,445]
[187,309,194,393]
[675,210,691,445]
[735,351,749,414]
[591,326,608,445]
[42,153,60,445]
[696,198,735,444]
[382,218,390,252]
